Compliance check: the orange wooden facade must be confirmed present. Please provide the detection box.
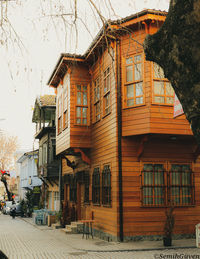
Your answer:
[48,9,200,241]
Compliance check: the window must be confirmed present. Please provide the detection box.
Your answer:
[103,67,111,115]
[63,74,69,129]
[124,54,143,107]
[94,78,100,122]
[63,111,68,129]
[141,163,194,207]
[69,176,77,202]
[169,164,194,206]
[54,191,59,211]
[102,165,111,205]
[57,95,62,134]
[142,164,166,206]
[84,172,90,203]
[76,85,88,125]
[42,142,48,164]
[50,138,56,163]
[39,146,42,166]
[153,63,174,104]
[92,167,100,204]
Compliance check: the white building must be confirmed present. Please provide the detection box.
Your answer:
[17,150,42,200]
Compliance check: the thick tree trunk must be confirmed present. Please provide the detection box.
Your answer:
[144,0,200,144]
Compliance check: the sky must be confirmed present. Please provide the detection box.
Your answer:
[0,0,170,151]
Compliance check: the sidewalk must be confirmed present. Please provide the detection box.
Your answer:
[20,217,197,252]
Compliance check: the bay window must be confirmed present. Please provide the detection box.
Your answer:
[94,77,101,122]
[124,54,144,107]
[153,63,174,104]
[76,85,88,125]
[103,67,111,115]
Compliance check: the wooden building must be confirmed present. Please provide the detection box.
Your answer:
[47,9,200,241]
[32,95,60,211]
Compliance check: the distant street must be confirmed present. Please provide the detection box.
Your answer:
[0,214,200,259]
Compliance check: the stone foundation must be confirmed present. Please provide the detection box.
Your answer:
[92,228,195,242]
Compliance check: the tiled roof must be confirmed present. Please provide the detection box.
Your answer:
[38,95,56,107]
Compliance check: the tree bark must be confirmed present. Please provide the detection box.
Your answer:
[144,0,200,144]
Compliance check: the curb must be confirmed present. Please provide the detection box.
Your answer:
[19,217,197,253]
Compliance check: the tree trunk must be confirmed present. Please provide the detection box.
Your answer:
[144,0,200,144]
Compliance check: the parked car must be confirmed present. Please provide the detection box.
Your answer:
[2,201,13,215]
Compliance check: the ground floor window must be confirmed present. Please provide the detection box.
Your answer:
[92,167,100,204]
[102,165,111,206]
[141,163,194,207]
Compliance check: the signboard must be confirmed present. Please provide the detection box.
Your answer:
[173,94,184,118]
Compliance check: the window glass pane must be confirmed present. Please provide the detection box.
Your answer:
[134,63,142,80]
[83,93,87,105]
[166,97,174,104]
[126,66,133,82]
[105,94,110,106]
[143,187,153,205]
[136,97,143,104]
[134,55,141,62]
[77,92,82,105]
[82,107,87,118]
[127,99,134,106]
[83,118,87,124]
[76,118,81,124]
[166,82,174,96]
[126,57,133,65]
[154,81,164,95]
[154,63,165,78]
[136,83,143,96]
[127,84,134,98]
[77,85,81,91]
[154,96,165,103]
[76,107,81,117]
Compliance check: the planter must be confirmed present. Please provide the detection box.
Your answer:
[47,215,56,227]
[163,236,172,246]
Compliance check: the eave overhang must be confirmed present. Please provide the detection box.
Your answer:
[34,126,56,139]
[47,9,167,88]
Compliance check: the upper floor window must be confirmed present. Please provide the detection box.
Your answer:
[76,85,88,125]
[153,63,174,105]
[57,95,62,134]
[63,74,69,129]
[103,67,111,116]
[50,138,56,163]
[94,77,100,122]
[124,54,144,107]
[102,165,111,206]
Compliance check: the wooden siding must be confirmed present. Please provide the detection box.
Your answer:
[121,23,193,137]
[56,66,91,155]
[121,135,200,237]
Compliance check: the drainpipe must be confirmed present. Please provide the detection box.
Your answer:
[59,156,63,211]
[116,39,123,242]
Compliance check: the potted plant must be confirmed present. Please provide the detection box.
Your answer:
[163,206,175,246]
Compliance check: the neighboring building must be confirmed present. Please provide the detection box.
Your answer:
[32,95,59,211]
[17,150,42,205]
[47,9,200,241]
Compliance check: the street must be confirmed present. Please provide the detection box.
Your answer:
[0,214,200,259]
